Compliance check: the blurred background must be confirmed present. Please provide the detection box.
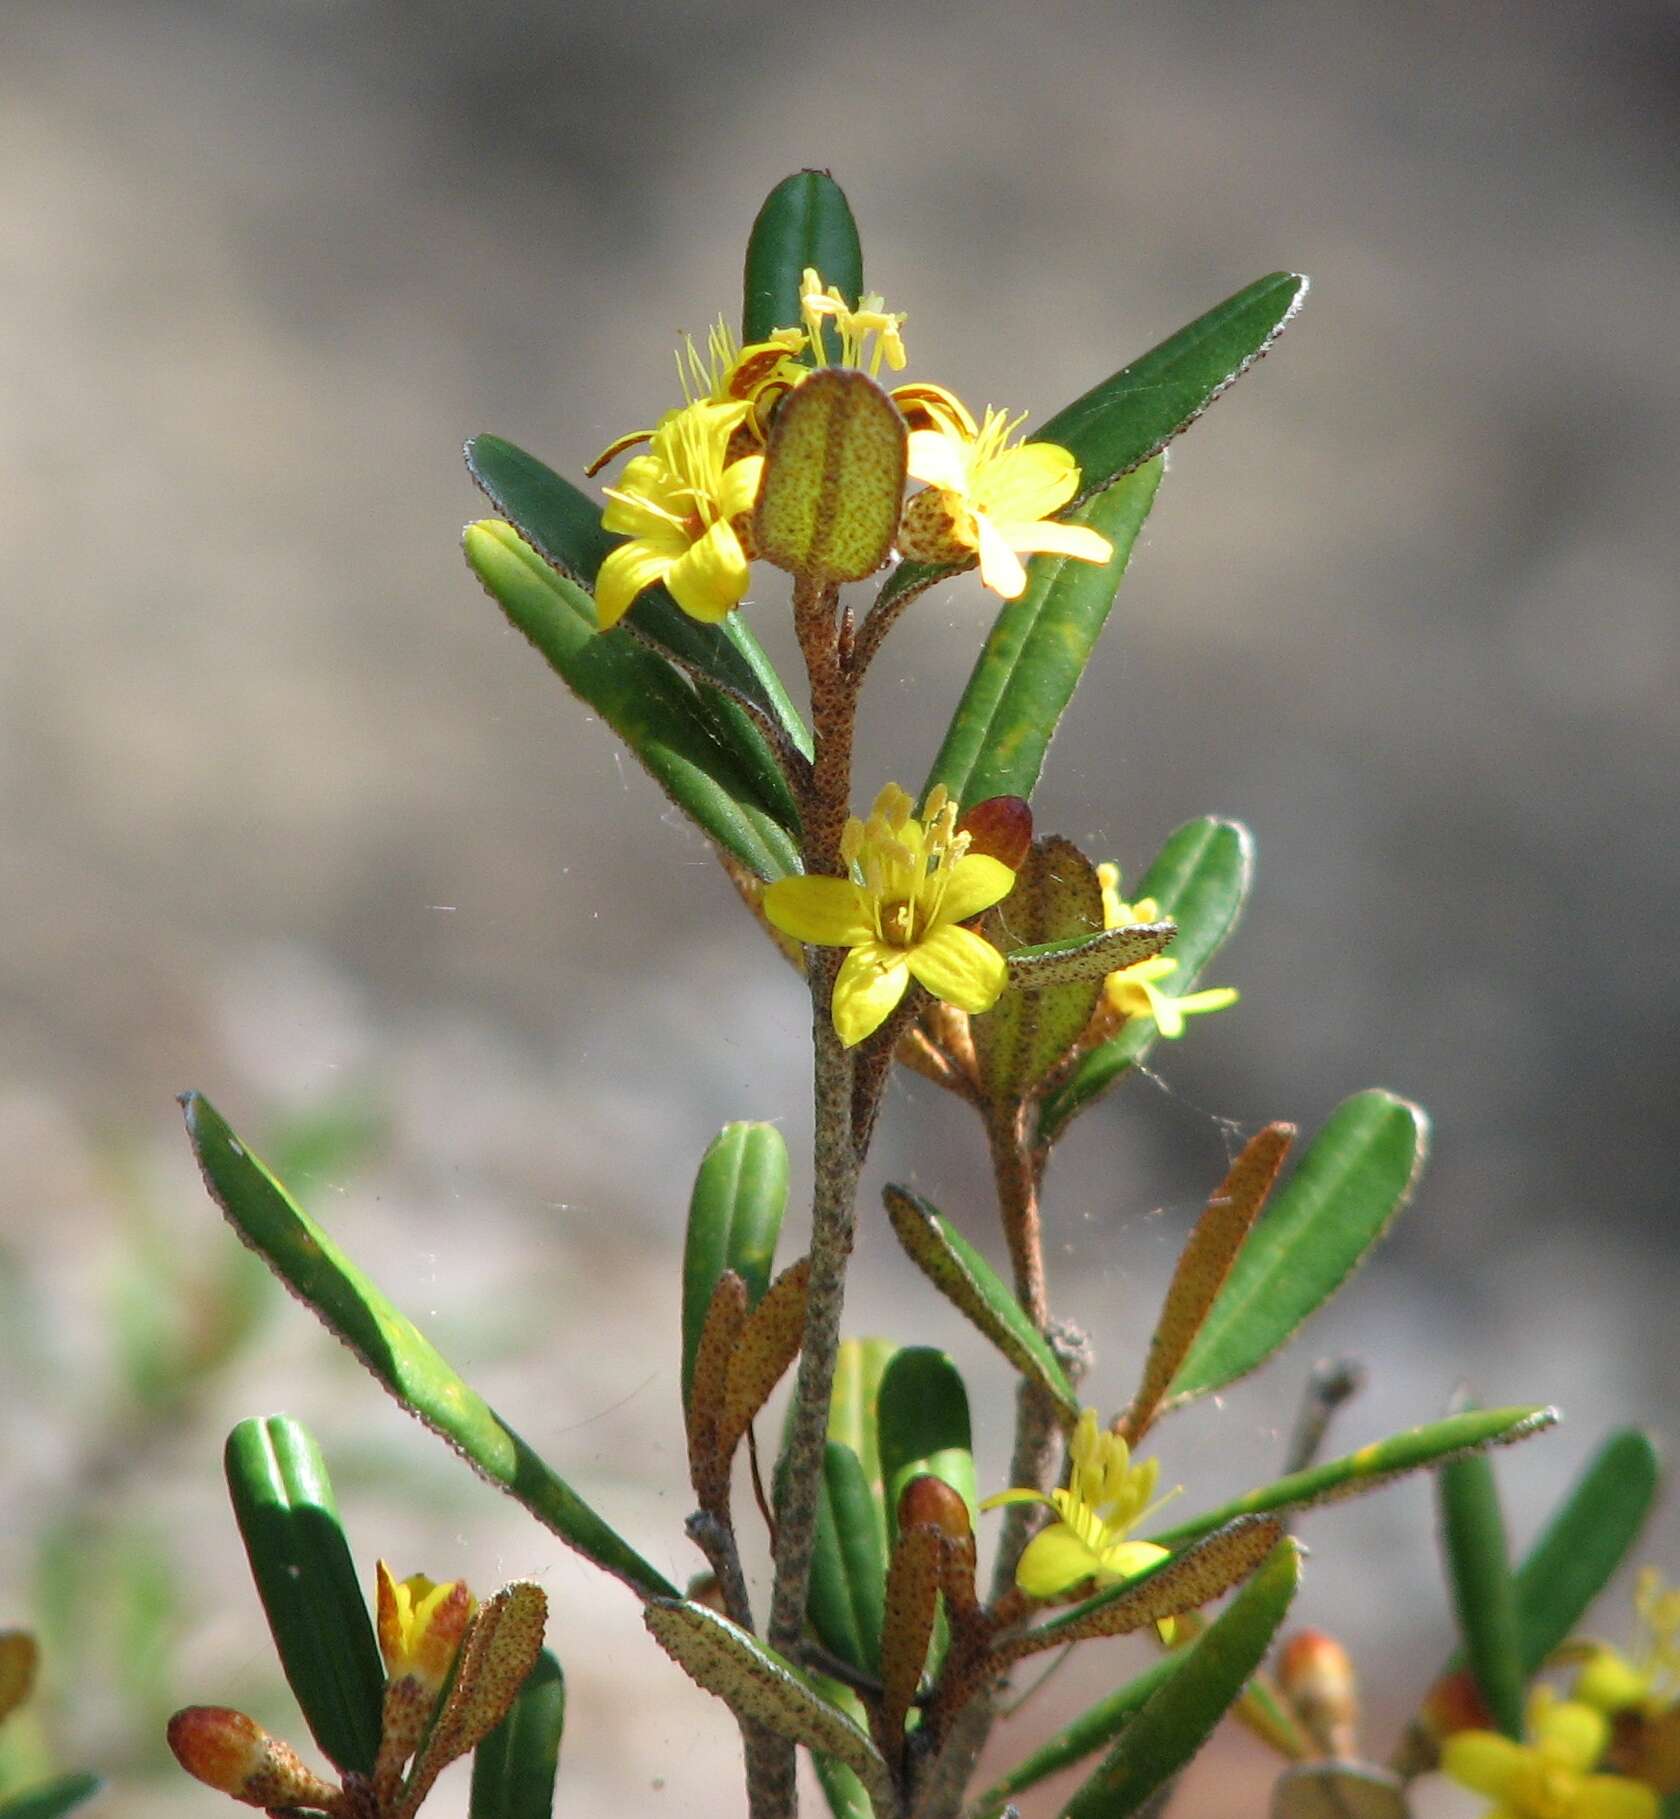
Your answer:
[3,2,1676,1815]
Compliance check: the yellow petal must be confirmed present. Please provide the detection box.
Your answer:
[719,452,765,519]
[761,875,873,947]
[595,539,672,630]
[1442,1732,1527,1799]
[1535,1697,1611,1773]
[998,519,1114,567]
[979,1488,1057,1512]
[906,923,1008,1014]
[1575,1778,1659,1819]
[905,428,971,492]
[1016,1523,1102,1600]
[938,852,1017,924]
[1096,1539,1170,1583]
[665,519,749,623]
[974,514,1029,599]
[977,441,1080,523]
[832,944,911,1046]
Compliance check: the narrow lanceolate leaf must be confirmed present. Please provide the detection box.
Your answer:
[1511,1427,1660,1671]
[642,1602,893,1810]
[469,1651,565,1819]
[922,459,1162,810]
[464,519,800,881]
[682,1122,790,1406]
[1059,1540,1301,1819]
[828,1339,899,1489]
[466,431,812,768]
[0,1778,104,1819]
[184,1093,677,1600]
[880,1186,1077,1417]
[755,369,906,583]
[743,170,863,350]
[809,1678,877,1819]
[877,1527,943,1770]
[808,1443,888,1676]
[1122,1126,1293,1443]
[1165,1092,1429,1405]
[223,1415,385,1777]
[1439,1433,1525,1740]
[1003,922,1176,994]
[998,1518,1286,1665]
[972,1658,1180,1815]
[719,1256,811,1457]
[1038,272,1309,507]
[1152,1408,1559,1549]
[1040,817,1252,1141]
[876,1349,977,1538]
[1270,1764,1411,1819]
[687,1272,749,1505]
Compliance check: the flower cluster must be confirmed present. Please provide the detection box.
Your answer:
[590,270,1114,625]
[1443,1686,1658,1819]
[1097,862,1238,1037]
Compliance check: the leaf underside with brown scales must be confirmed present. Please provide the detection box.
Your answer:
[972,836,1105,1099]
[1119,1124,1295,1443]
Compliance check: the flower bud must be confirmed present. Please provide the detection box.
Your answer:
[376,1563,476,1694]
[1278,1629,1360,1757]
[166,1707,341,1811]
[898,1473,972,1541]
[956,797,1033,873]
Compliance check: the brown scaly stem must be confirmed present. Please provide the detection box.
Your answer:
[793,574,852,873]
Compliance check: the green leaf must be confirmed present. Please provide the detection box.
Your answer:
[1439,1432,1525,1739]
[1040,817,1252,1141]
[808,1443,888,1677]
[184,1093,677,1600]
[1511,1428,1661,1673]
[469,1650,565,1819]
[972,1658,1179,1814]
[827,1338,899,1488]
[681,1123,790,1406]
[464,519,801,880]
[880,1186,1077,1416]
[0,1777,103,1819]
[921,460,1162,811]
[466,433,812,770]
[1059,1540,1301,1818]
[1152,1408,1558,1549]
[1164,1091,1429,1403]
[1037,272,1308,505]
[643,1602,893,1811]
[875,1348,976,1539]
[809,1677,876,1819]
[223,1416,385,1777]
[743,171,863,352]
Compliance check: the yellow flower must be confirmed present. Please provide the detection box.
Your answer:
[1575,1569,1680,1717]
[761,783,1016,1047]
[596,398,764,628]
[981,1408,1176,1603]
[1097,863,1238,1038]
[375,1562,477,1694]
[1443,1687,1657,1819]
[899,406,1113,600]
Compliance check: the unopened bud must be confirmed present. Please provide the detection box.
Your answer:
[167,1707,340,1810]
[1279,1629,1360,1758]
[897,1473,971,1541]
[956,797,1033,873]
[376,1563,476,1693]
[0,1632,38,1725]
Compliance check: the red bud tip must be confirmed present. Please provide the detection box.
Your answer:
[897,1473,972,1540]
[956,797,1032,871]
[1279,1630,1360,1756]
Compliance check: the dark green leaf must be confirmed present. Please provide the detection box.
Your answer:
[1059,1540,1301,1817]
[469,1650,565,1819]
[1439,1434,1525,1739]
[223,1416,384,1777]
[466,433,812,771]
[1512,1427,1661,1672]
[875,1348,976,1539]
[922,460,1162,811]
[464,519,800,880]
[1040,818,1251,1141]
[1038,273,1308,505]
[827,1338,898,1490]
[880,1186,1077,1416]
[184,1093,677,1600]
[972,1658,1178,1814]
[808,1443,888,1677]
[1152,1408,1558,1548]
[0,1776,104,1819]
[1165,1091,1429,1403]
[809,1676,876,1819]
[742,171,863,352]
[681,1123,790,1406]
